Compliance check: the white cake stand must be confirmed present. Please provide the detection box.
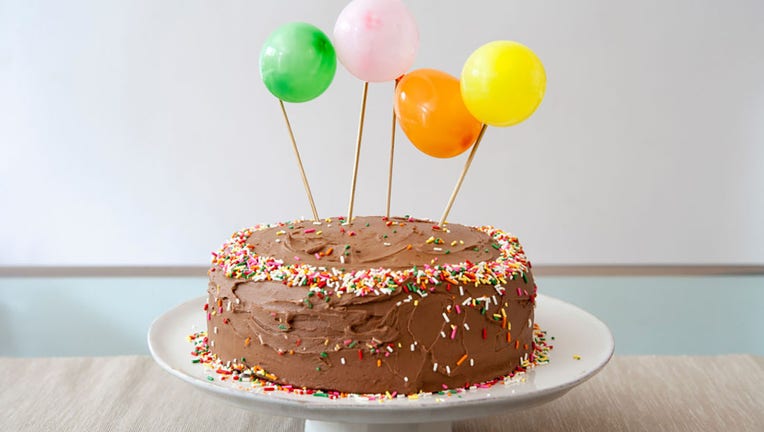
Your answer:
[148,294,614,432]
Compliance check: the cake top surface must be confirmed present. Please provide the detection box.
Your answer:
[211,215,531,296]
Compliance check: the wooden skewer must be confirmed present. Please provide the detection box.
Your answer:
[439,124,488,226]
[279,99,319,221]
[346,81,369,223]
[386,106,396,218]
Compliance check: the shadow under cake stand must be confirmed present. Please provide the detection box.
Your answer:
[148,294,614,432]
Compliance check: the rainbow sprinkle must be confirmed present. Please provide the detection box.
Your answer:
[209,218,533,299]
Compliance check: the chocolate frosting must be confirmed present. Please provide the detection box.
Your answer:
[207,216,536,394]
[245,216,501,271]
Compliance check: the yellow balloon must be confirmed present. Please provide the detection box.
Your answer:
[461,41,546,127]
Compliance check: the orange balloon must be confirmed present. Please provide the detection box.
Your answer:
[394,69,482,158]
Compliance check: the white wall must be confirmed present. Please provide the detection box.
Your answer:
[1,0,763,266]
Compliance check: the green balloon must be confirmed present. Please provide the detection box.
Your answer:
[259,22,337,103]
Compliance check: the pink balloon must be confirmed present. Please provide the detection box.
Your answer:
[333,0,419,82]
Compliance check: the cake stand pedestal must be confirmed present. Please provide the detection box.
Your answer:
[149,295,613,432]
[304,420,451,432]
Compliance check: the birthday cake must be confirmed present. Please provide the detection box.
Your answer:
[198,0,549,397]
[204,215,539,394]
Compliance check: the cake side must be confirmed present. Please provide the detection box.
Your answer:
[206,216,537,394]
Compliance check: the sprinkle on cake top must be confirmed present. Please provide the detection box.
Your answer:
[210,216,531,297]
